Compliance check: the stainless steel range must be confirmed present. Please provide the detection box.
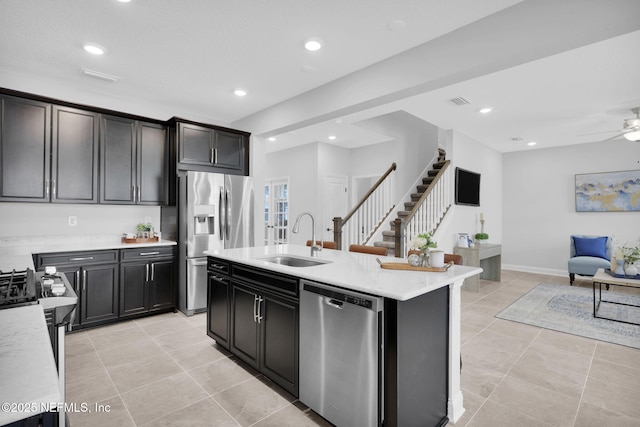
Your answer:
[0,268,38,308]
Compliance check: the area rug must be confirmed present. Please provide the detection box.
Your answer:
[496,283,640,350]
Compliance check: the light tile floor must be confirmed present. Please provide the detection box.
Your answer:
[65,271,640,426]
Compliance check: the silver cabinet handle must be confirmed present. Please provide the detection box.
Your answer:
[210,147,215,164]
[137,185,141,203]
[82,270,87,291]
[211,275,226,284]
[212,264,226,270]
[70,256,94,261]
[213,148,218,164]
[75,270,80,292]
[52,179,56,199]
[45,179,50,200]
[139,252,160,256]
[145,264,149,282]
[256,296,264,324]
[151,263,155,282]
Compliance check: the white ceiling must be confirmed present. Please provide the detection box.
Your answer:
[1,0,639,154]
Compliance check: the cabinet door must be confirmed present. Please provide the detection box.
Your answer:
[57,266,81,329]
[207,273,230,349]
[100,115,136,204]
[0,95,51,202]
[138,122,167,205]
[213,130,244,171]
[230,282,260,369]
[149,258,175,311]
[51,106,99,203]
[178,123,213,166]
[119,261,148,317]
[81,263,119,325]
[260,292,298,395]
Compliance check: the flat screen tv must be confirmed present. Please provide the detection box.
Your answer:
[455,167,481,206]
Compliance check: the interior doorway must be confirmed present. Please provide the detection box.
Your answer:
[323,175,348,242]
[264,178,289,245]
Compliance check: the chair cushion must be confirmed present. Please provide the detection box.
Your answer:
[573,236,608,260]
[568,256,611,276]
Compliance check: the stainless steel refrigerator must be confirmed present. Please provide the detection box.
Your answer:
[161,171,254,315]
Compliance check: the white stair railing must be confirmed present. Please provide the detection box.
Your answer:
[394,161,452,257]
[333,163,396,250]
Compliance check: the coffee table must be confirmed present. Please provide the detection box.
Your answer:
[592,268,640,326]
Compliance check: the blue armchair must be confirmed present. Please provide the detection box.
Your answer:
[568,235,612,285]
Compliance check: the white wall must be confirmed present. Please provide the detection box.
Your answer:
[0,203,160,237]
[435,130,503,253]
[503,140,640,276]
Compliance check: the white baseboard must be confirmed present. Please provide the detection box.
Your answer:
[502,264,567,278]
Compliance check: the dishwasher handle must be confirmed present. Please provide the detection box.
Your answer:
[325,298,344,309]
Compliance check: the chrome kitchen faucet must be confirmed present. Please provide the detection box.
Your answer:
[292,212,321,257]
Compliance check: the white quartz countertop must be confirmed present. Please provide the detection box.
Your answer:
[0,305,63,425]
[0,235,177,272]
[205,244,482,301]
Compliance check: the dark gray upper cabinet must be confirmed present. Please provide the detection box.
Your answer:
[100,115,167,205]
[51,105,100,203]
[0,95,51,202]
[176,121,249,175]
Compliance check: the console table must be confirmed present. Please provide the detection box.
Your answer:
[454,244,501,291]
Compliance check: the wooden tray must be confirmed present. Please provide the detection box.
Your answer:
[377,260,453,272]
[121,237,159,244]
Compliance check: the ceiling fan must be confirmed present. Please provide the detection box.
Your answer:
[602,107,640,142]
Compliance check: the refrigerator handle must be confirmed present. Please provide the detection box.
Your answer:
[219,186,225,241]
[225,188,231,239]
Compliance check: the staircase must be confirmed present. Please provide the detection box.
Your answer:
[374,148,448,257]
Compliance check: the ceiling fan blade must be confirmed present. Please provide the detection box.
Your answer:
[576,129,619,137]
[601,131,629,142]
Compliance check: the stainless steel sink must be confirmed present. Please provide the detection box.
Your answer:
[259,255,332,267]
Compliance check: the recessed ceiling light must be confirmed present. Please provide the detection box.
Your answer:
[479,107,492,114]
[233,88,247,97]
[301,65,315,73]
[83,44,104,55]
[527,141,537,146]
[328,135,336,140]
[117,0,131,2]
[304,39,322,51]
[268,137,276,142]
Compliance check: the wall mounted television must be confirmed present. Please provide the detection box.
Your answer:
[455,167,481,206]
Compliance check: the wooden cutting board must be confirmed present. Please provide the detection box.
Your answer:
[376,259,453,272]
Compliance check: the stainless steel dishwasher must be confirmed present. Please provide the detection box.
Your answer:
[299,279,384,427]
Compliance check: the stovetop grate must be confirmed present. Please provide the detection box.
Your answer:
[0,268,38,308]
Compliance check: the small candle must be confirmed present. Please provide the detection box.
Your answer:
[480,212,484,221]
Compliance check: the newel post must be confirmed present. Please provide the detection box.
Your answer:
[394,218,405,258]
[333,217,343,250]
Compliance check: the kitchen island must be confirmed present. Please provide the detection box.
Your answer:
[205,244,482,426]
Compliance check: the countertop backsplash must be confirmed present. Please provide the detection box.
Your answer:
[0,203,161,238]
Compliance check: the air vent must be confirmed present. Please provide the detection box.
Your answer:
[81,68,120,83]
[449,97,471,106]
[509,137,524,142]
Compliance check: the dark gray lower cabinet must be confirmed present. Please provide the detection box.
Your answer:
[36,247,176,329]
[80,263,119,326]
[207,257,299,396]
[120,247,176,317]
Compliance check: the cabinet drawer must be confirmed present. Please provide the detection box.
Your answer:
[208,257,230,275]
[231,264,298,298]
[36,250,119,269]
[121,246,175,261]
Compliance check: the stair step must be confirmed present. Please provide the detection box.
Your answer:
[411,193,422,202]
[416,185,429,193]
[422,176,435,184]
[427,170,439,177]
[404,201,416,210]
[374,241,395,249]
[397,211,410,218]
[433,161,446,169]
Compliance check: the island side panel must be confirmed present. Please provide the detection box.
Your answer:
[384,285,449,427]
